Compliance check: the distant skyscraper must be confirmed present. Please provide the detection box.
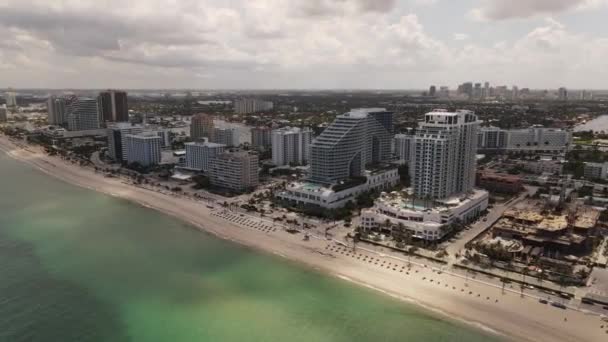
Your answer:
[429,85,436,97]
[511,86,519,100]
[98,90,128,124]
[558,87,568,101]
[473,83,482,98]
[234,98,273,114]
[5,90,17,107]
[271,127,312,166]
[47,96,67,126]
[0,105,7,122]
[438,86,449,98]
[412,110,479,200]
[190,113,215,141]
[66,97,100,131]
[458,82,473,98]
[310,108,393,184]
[125,133,162,167]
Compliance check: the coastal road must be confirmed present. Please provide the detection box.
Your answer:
[445,185,537,260]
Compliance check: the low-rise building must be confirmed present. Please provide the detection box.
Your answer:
[360,189,489,241]
[275,167,399,209]
[522,156,564,175]
[476,172,523,194]
[584,162,608,180]
[209,151,259,191]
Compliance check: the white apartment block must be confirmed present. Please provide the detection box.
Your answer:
[271,127,312,166]
[125,133,162,167]
[413,110,479,200]
[310,108,393,184]
[107,123,144,162]
[584,162,608,180]
[209,151,259,191]
[394,133,415,165]
[185,141,226,171]
[478,126,572,153]
[66,97,100,131]
[522,156,564,175]
[234,98,273,114]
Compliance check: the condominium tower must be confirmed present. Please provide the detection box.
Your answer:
[412,110,479,200]
[98,90,129,123]
[271,127,312,166]
[209,151,259,191]
[47,96,67,126]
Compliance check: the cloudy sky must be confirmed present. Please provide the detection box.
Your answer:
[1,0,607,89]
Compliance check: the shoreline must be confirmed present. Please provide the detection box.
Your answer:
[1,135,606,342]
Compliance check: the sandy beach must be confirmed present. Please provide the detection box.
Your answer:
[1,135,606,342]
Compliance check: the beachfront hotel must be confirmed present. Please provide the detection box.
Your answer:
[361,110,489,241]
[275,108,399,209]
[66,97,101,131]
[184,140,226,171]
[107,122,144,162]
[124,132,162,167]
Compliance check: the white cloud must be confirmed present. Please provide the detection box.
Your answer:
[470,0,607,21]
[0,0,606,88]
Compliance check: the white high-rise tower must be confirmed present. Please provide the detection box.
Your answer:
[412,110,480,200]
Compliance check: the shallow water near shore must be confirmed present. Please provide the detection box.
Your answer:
[0,152,503,342]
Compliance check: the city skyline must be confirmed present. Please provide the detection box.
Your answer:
[1,0,608,89]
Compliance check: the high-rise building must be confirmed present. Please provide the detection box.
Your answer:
[185,141,226,171]
[209,151,259,191]
[5,91,17,107]
[271,127,312,166]
[0,105,7,122]
[107,123,144,162]
[558,87,568,101]
[98,90,129,123]
[438,86,449,98]
[190,113,214,141]
[234,98,274,114]
[250,126,272,151]
[394,133,415,165]
[211,127,239,147]
[310,108,393,184]
[124,133,162,167]
[458,82,473,98]
[429,85,436,97]
[66,97,100,131]
[46,96,67,126]
[412,110,479,200]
